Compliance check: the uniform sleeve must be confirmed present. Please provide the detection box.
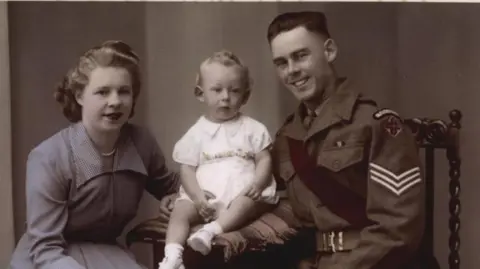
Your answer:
[249,120,273,153]
[335,113,425,269]
[270,132,290,195]
[25,149,86,269]
[172,127,201,166]
[144,132,181,200]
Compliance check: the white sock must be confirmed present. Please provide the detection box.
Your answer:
[164,243,184,258]
[202,221,223,236]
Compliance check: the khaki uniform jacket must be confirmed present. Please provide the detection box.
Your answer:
[272,79,425,269]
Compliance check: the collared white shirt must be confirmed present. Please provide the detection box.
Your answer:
[172,113,278,207]
[173,113,272,166]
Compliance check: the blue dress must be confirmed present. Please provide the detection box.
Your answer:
[10,123,179,269]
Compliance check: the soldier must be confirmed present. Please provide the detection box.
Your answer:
[267,11,426,269]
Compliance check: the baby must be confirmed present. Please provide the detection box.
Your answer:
[158,50,278,269]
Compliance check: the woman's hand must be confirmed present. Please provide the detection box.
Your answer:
[158,193,177,223]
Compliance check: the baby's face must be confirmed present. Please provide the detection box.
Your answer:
[199,63,248,122]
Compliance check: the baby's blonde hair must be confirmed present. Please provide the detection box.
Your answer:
[195,50,253,90]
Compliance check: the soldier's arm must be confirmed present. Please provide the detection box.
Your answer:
[335,110,425,269]
[270,115,295,196]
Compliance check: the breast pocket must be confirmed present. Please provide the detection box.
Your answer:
[317,145,365,172]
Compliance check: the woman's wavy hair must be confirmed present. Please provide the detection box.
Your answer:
[53,40,141,122]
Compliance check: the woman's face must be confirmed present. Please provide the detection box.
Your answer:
[76,66,134,134]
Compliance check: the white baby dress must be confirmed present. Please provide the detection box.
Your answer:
[172,114,278,212]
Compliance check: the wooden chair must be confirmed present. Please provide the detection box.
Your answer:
[126,109,462,269]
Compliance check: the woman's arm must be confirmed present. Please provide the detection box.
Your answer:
[143,134,181,201]
[26,149,85,269]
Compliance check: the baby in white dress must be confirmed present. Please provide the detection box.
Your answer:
[159,50,278,269]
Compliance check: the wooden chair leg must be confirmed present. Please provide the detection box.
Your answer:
[152,243,164,269]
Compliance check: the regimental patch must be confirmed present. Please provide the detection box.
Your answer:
[369,163,422,196]
[373,109,404,136]
[382,115,403,137]
[373,108,400,120]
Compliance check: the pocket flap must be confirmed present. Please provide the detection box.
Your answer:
[317,146,365,172]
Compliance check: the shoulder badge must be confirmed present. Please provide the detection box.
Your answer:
[373,108,400,120]
[373,108,403,137]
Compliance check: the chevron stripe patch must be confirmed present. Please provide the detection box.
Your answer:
[369,163,422,195]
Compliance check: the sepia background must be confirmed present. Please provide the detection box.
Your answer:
[0,2,478,269]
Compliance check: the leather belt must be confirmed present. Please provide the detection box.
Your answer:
[316,230,360,253]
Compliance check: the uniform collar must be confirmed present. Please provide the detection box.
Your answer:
[198,114,244,138]
[283,78,360,140]
[70,122,148,188]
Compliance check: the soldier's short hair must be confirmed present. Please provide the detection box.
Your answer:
[267,11,331,44]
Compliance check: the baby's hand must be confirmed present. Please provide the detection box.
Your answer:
[241,184,263,201]
[194,198,216,222]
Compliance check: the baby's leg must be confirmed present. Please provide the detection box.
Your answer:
[216,195,273,232]
[166,200,200,244]
[187,196,274,255]
[160,200,200,269]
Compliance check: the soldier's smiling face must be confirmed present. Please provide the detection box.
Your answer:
[270,26,337,106]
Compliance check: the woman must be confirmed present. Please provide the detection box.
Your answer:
[10,40,178,269]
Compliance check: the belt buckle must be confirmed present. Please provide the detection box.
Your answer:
[322,232,328,252]
[328,231,344,252]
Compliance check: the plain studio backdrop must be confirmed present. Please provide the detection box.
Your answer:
[0,2,478,269]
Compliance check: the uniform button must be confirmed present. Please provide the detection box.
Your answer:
[332,160,340,169]
[336,141,345,147]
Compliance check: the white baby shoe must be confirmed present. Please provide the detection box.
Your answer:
[158,255,185,269]
[186,228,215,255]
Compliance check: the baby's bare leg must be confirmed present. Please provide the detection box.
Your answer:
[216,196,273,233]
[159,200,202,269]
[187,196,274,255]
[166,200,201,244]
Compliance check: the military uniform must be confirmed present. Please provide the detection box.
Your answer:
[271,78,425,269]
